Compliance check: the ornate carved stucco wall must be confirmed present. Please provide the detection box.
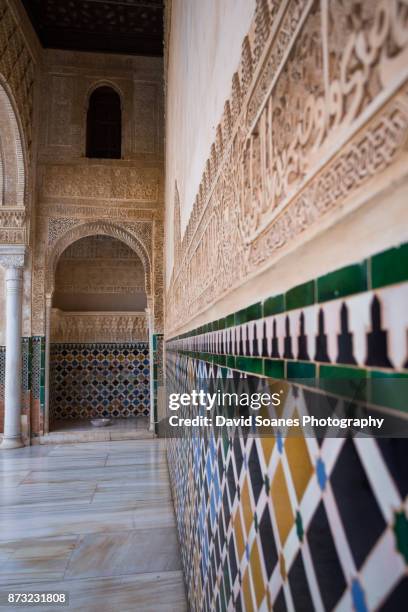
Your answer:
[51,310,148,343]
[32,49,164,338]
[165,2,408,611]
[165,0,408,337]
[0,0,41,345]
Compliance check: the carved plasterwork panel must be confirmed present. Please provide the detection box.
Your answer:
[39,203,156,221]
[47,218,81,246]
[41,165,160,202]
[166,0,408,335]
[0,1,35,155]
[55,236,146,295]
[51,310,148,343]
[47,75,74,147]
[153,217,164,333]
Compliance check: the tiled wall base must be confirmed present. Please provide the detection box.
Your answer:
[0,343,33,440]
[152,333,164,426]
[166,351,408,611]
[50,342,150,421]
[166,244,408,611]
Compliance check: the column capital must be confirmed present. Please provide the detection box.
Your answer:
[0,245,27,270]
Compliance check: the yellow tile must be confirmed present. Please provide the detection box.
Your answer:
[260,436,275,465]
[284,431,313,503]
[241,478,253,536]
[242,567,254,612]
[234,510,246,562]
[271,463,293,545]
[250,541,265,609]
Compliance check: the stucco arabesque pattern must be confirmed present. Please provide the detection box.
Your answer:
[0,1,38,246]
[51,310,148,343]
[0,1,35,153]
[55,235,146,295]
[46,221,153,295]
[166,0,408,335]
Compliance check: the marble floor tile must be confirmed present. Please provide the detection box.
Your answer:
[0,456,107,473]
[0,482,96,507]
[48,440,158,456]
[65,527,181,578]
[0,536,78,585]
[0,439,186,609]
[20,464,170,485]
[0,571,187,612]
[0,507,137,541]
[93,485,172,504]
[0,470,31,487]
[105,455,167,467]
[0,445,52,459]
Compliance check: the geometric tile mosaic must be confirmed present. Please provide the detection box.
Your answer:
[166,244,408,611]
[166,352,408,612]
[50,342,150,421]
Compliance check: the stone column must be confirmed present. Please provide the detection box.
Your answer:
[0,246,26,450]
[44,294,52,434]
[145,305,155,433]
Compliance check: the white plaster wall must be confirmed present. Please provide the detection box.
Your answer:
[165,0,255,282]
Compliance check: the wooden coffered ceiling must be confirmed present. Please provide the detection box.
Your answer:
[21,0,164,56]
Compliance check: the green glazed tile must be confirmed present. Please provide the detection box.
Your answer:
[371,243,408,289]
[317,262,368,302]
[263,294,284,317]
[319,365,367,401]
[264,359,285,379]
[287,361,316,380]
[286,281,315,311]
[218,318,227,330]
[320,365,366,379]
[226,314,235,328]
[226,356,235,369]
[235,356,263,375]
[235,302,262,325]
[369,371,408,413]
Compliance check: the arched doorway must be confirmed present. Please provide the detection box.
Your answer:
[48,235,150,434]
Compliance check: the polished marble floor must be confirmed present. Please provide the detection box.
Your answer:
[37,417,154,445]
[0,439,186,611]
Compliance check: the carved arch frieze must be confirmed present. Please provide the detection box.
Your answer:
[0,77,27,242]
[45,221,152,295]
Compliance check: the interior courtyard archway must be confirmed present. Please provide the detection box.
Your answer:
[47,234,152,435]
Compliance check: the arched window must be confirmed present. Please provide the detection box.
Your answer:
[86,86,121,159]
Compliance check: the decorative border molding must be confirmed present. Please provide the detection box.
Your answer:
[166,0,408,335]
